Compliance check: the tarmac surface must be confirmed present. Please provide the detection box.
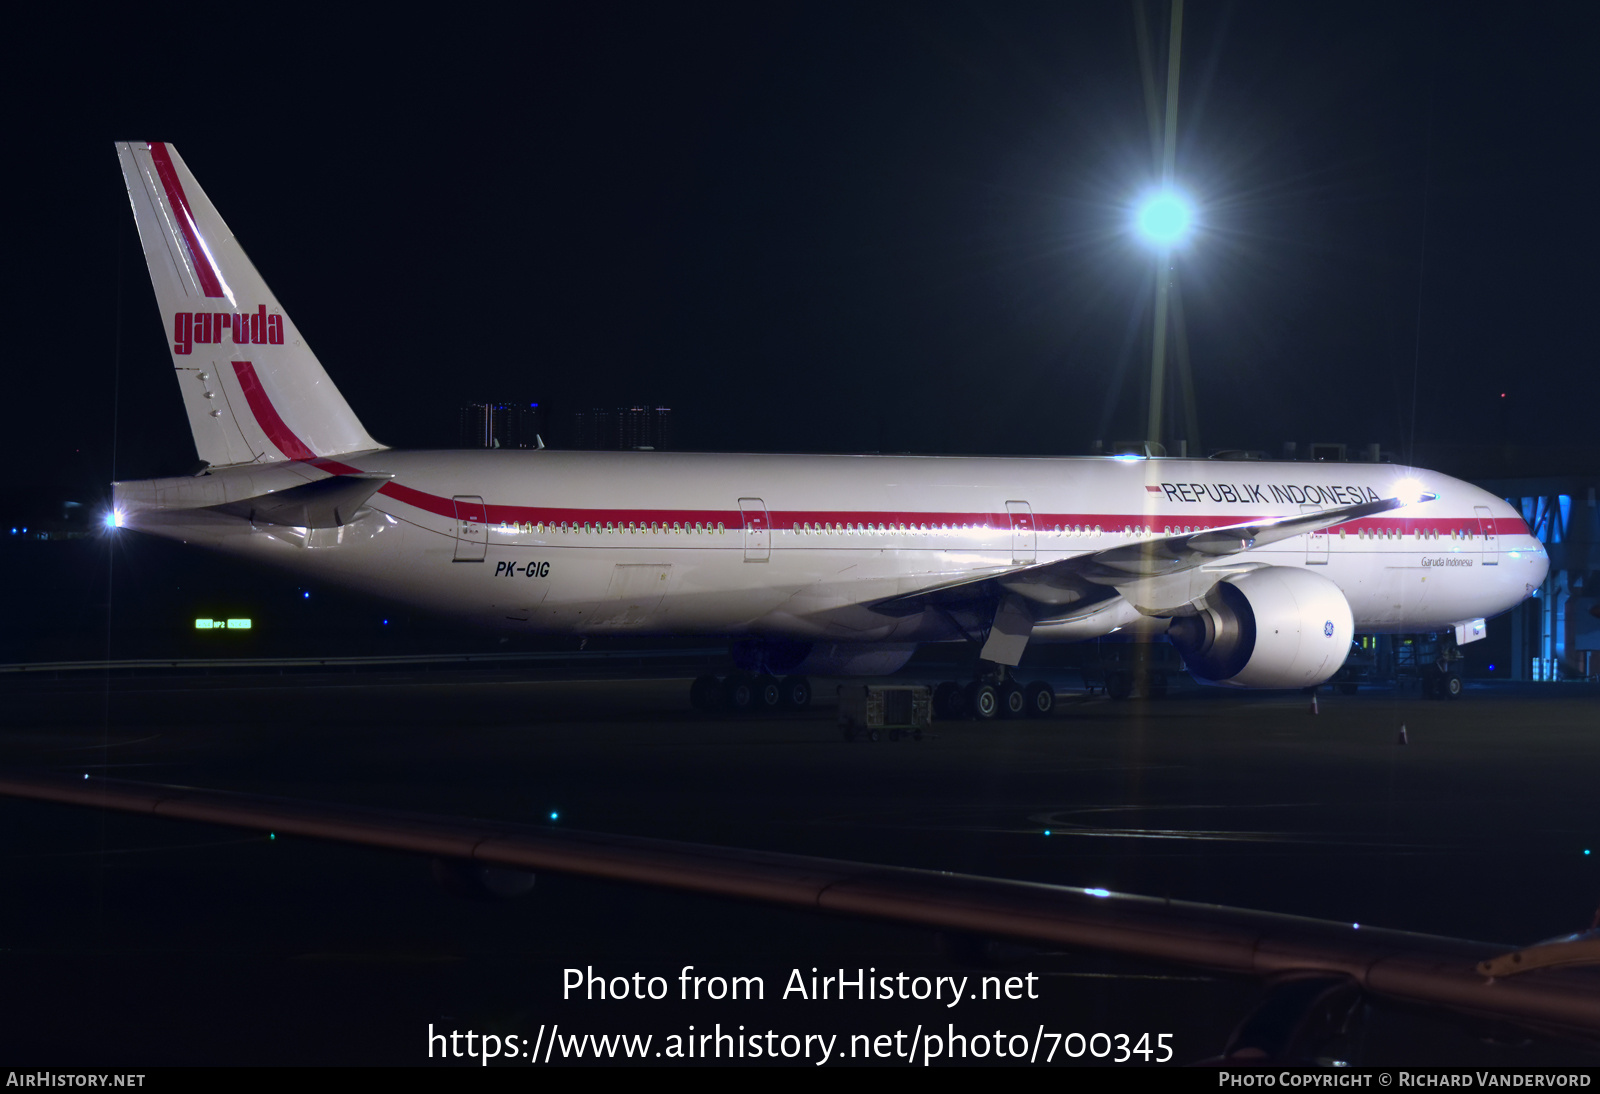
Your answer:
[1,667,1598,1066]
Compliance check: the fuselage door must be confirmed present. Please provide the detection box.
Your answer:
[1006,501,1036,565]
[739,497,770,562]
[453,495,487,562]
[1474,505,1498,565]
[1301,503,1329,564]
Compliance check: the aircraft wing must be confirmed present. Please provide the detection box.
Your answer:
[878,493,1431,619]
[1064,493,1430,582]
[3,770,1596,1061]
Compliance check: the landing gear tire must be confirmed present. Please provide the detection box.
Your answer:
[755,675,783,712]
[969,682,1000,721]
[1024,681,1055,718]
[1441,672,1464,700]
[1106,671,1133,701]
[1000,683,1026,718]
[724,672,756,712]
[780,675,812,710]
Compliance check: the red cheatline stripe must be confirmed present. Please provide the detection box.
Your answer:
[375,481,453,517]
[271,456,1537,539]
[148,143,225,299]
[307,457,364,476]
[333,486,1534,539]
[232,362,317,460]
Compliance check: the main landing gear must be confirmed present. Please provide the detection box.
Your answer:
[932,665,1055,721]
[1422,666,1465,700]
[689,673,812,714]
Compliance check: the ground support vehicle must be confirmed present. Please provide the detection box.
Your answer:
[839,685,932,742]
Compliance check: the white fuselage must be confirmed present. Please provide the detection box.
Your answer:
[117,450,1548,645]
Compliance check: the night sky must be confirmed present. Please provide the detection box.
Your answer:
[8,3,1599,503]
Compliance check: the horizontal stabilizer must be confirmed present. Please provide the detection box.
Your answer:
[208,474,392,528]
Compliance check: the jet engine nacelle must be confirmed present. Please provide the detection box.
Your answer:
[1166,567,1354,689]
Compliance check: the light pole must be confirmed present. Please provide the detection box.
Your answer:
[1138,188,1191,450]
[1137,0,1188,452]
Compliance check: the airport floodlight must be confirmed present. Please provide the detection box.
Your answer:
[1136,191,1193,247]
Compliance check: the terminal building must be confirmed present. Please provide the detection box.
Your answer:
[1477,475,1597,682]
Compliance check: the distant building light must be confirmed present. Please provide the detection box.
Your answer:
[571,405,673,451]
[195,618,253,630]
[461,401,547,449]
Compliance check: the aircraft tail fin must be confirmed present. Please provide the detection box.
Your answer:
[115,142,383,468]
